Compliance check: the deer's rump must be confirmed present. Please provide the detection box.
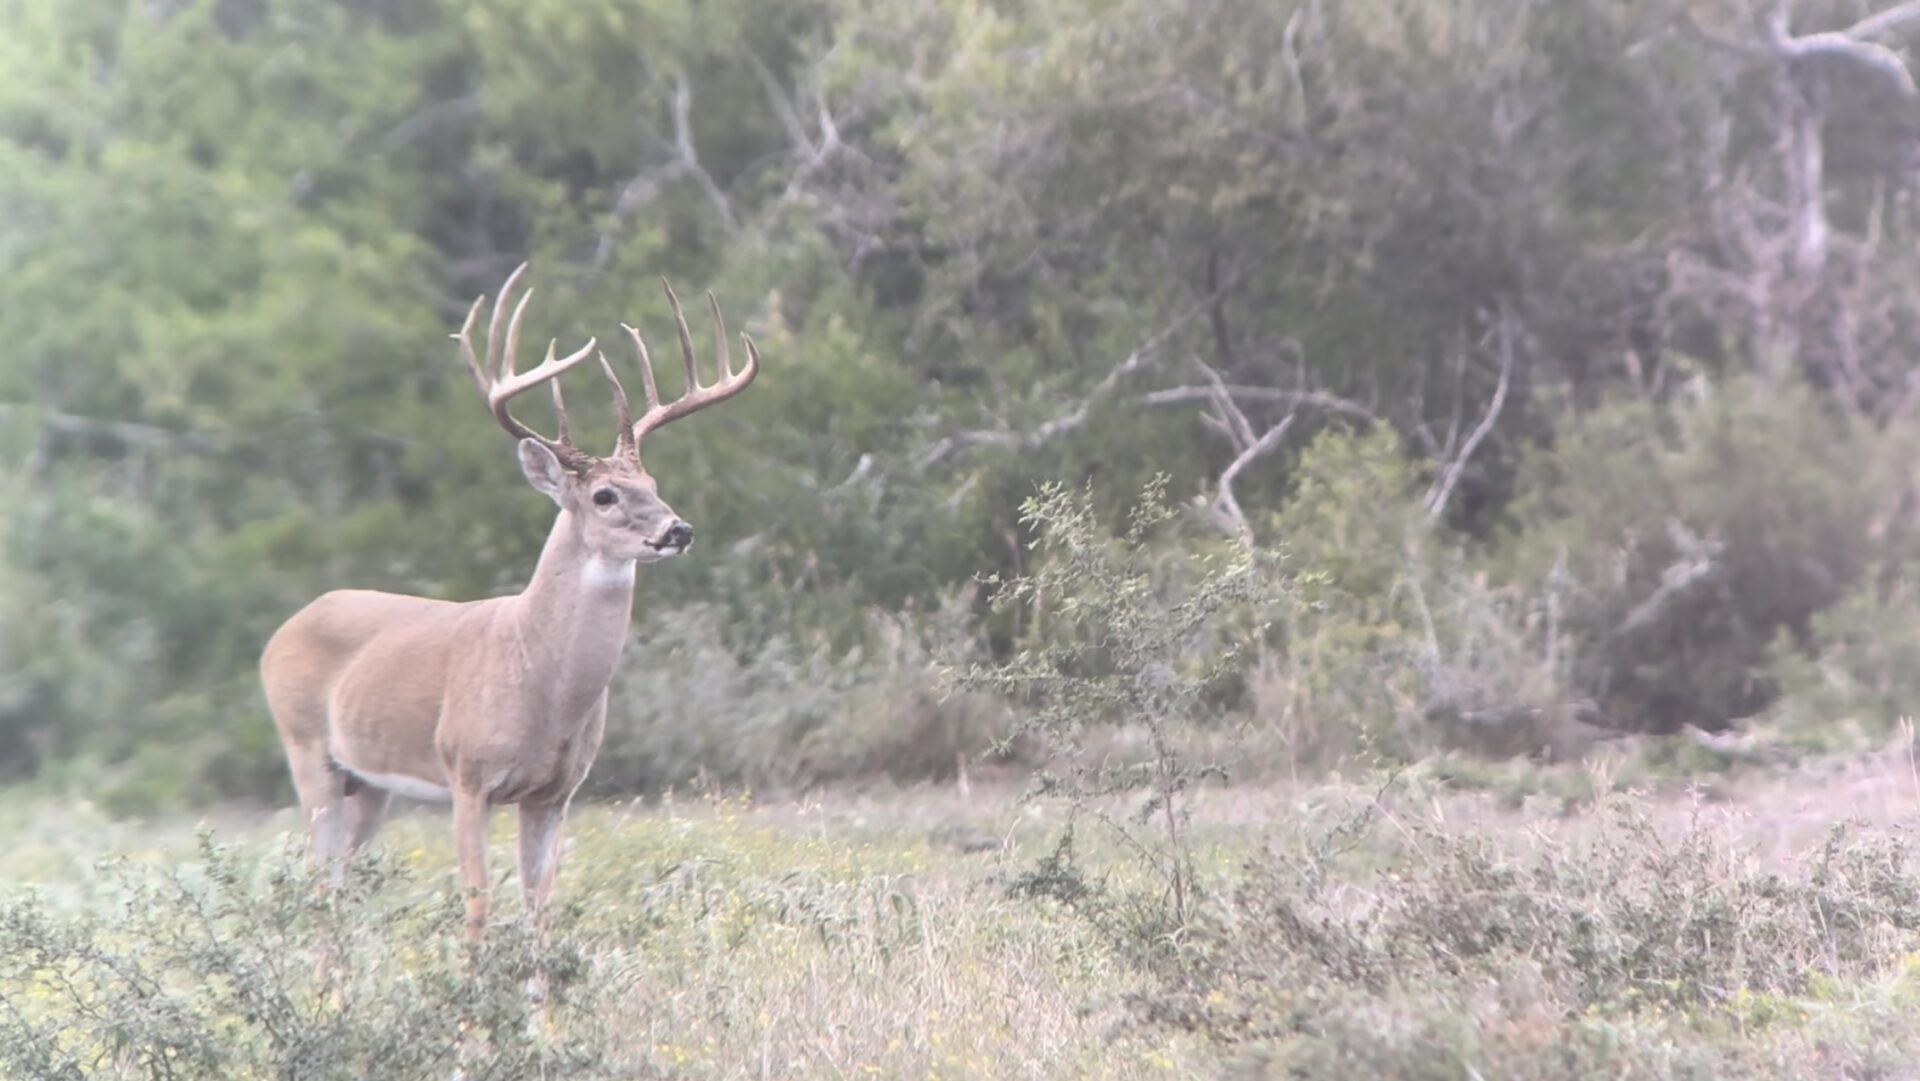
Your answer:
[261,588,476,794]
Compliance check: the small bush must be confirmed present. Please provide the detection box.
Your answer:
[1767,561,1920,740]
[957,477,1276,936]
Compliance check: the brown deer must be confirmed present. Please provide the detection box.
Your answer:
[260,262,759,946]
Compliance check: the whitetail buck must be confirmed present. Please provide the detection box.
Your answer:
[261,263,759,947]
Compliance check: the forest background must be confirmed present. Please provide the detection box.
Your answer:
[7,0,1920,814]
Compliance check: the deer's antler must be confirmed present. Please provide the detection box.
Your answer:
[453,262,598,458]
[601,279,760,461]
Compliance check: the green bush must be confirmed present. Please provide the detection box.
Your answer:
[1505,380,1896,732]
[956,478,1278,936]
[0,835,614,1081]
[1240,430,1580,770]
[587,593,1005,797]
[1767,561,1920,741]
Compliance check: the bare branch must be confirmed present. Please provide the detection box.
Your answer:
[380,95,481,151]
[1672,5,1776,59]
[916,277,1238,473]
[1606,521,1722,643]
[1423,308,1516,523]
[670,76,737,231]
[1139,384,1378,425]
[1779,31,1918,95]
[1675,1,1920,94]
[1845,1,1920,41]
[1211,414,1296,546]
[1190,357,1258,450]
[745,49,813,154]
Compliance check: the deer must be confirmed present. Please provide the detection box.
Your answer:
[260,262,759,955]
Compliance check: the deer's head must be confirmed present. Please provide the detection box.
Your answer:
[456,263,760,565]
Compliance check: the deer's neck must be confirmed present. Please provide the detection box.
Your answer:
[506,510,637,716]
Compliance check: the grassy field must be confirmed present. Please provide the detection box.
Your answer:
[10,743,1920,1079]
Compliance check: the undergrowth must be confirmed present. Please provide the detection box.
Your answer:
[0,834,610,1081]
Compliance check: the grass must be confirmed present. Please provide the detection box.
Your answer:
[11,742,1920,1078]
[0,784,1214,1079]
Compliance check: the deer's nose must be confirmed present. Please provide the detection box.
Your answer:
[665,521,693,547]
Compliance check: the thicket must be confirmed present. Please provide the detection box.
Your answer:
[7,0,1920,809]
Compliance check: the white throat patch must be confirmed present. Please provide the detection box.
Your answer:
[582,557,637,590]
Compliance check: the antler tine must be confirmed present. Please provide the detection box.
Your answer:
[708,292,733,380]
[664,279,699,394]
[454,296,490,396]
[620,281,762,457]
[500,286,535,383]
[486,335,597,447]
[486,262,531,382]
[548,344,571,446]
[597,351,636,457]
[622,323,661,409]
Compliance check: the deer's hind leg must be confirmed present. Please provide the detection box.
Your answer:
[282,742,350,885]
[343,782,393,858]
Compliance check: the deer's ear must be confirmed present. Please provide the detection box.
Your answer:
[517,439,567,501]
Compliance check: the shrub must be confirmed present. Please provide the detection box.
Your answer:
[1180,794,1920,1076]
[1241,430,1580,770]
[1767,560,1920,742]
[587,593,1005,798]
[1504,379,1896,732]
[956,477,1276,935]
[0,835,614,1081]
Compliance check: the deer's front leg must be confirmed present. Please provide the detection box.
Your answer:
[517,798,569,1005]
[452,785,492,941]
[517,799,568,935]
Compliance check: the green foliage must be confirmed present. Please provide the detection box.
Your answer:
[0,798,1198,1079]
[0,835,611,1080]
[1506,380,1899,731]
[9,0,1920,803]
[1767,561,1920,740]
[587,595,1004,796]
[1241,429,1578,767]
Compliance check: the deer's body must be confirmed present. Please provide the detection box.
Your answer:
[260,263,758,948]
[264,513,632,804]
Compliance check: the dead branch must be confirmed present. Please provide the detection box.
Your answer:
[1139,384,1378,424]
[1674,1,1920,94]
[1192,357,1297,545]
[592,75,736,270]
[669,77,737,231]
[1606,520,1723,643]
[1846,0,1920,41]
[1423,307,1516,523]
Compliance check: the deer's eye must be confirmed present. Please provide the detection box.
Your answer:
[592,489,618,506]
